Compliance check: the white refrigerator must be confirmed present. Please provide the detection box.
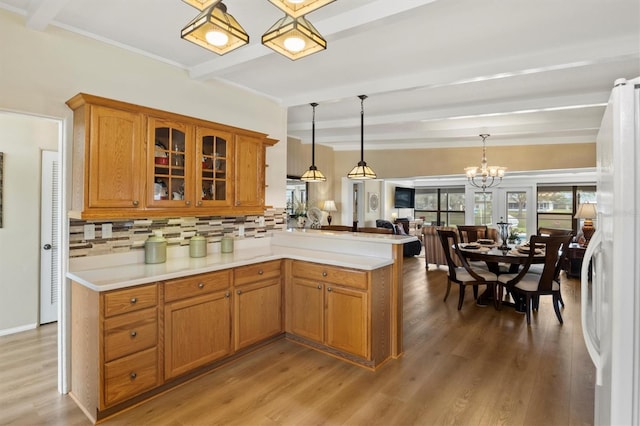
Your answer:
[582,76,640,425]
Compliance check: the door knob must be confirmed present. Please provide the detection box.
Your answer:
[43,244,52,250]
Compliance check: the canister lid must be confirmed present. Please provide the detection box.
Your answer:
[146,231,166,243]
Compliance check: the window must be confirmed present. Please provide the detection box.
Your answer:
[473,192,492,225]
[415,187,465,226]
[537,185,596,234]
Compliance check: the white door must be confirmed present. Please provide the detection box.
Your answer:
[40,150,59,324]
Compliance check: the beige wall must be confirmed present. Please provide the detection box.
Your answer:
[0,8,288,334]
[290,140,596,225]
[0,114,59,333]
[287,137,335,211]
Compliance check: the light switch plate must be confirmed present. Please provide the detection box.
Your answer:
[84,224,96,240]
[102,223,112,238]
[238,224,245,237]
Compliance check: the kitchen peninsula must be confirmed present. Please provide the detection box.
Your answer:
[67,229,415,423]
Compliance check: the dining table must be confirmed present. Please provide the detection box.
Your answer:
[457,241,547,309]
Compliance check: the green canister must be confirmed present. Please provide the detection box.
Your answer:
[221,235,234,253]
[144,232,167,264]
[189,234,207,258]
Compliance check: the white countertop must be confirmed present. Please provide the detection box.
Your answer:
[66,230,410,292]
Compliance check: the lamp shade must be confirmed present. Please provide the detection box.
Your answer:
[181,1,249,55]
[574,202,597,219]
[267,0,336,18]
[262,15,326,60]
[182,0,218,10]
[323,200,337,212]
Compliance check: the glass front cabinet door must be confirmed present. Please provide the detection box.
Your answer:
[148,117,193,208]
[195,126,233,208]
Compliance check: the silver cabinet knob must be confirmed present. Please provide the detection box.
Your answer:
[197,200,203,206]
[225,291,230,298]
[237,290,242,295]
[258,269,264,275]
[133,200,139,206]
[130,372,137,380]
[317,285,322,289]
[198,282,204,289]
[322,271,328,277]
[185,200,191,206]
[130,297,137,304]
[130,330,137,338]
[327,287,332,292]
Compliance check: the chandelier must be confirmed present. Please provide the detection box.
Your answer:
[181,0,330,60]
[464,134,506,191]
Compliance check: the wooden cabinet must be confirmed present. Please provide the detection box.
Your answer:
[70,281,161,421]
[66,93,277,219]
[163,270,231,379]
[67,95,145,218]
[288,261,370,359]
[233,260,282,350]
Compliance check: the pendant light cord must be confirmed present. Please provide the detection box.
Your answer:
[311,102,318,167]
[359,95,367,164]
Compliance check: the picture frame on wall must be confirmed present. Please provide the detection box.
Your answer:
[368,192,379,212]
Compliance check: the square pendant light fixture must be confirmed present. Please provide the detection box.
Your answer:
[181,1,249,55]
[262,15,326,60]
[267,0,336,18]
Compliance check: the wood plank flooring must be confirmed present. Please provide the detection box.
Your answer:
[0,256,595,425]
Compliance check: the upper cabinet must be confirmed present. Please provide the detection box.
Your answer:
[66,94,277,219]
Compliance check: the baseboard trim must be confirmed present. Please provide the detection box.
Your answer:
[0,323,37,337]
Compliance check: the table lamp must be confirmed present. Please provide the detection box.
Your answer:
[574,202,597,246]
[323,200,337,225]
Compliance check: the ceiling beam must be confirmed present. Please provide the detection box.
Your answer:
[25,0,70,30]
[188,0,439,80]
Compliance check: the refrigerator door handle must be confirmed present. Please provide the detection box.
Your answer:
[581,229,603,385]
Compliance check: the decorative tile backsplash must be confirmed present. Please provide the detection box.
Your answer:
[69,208,287,258]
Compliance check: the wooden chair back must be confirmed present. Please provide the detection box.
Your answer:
[506,234,574,291]
[436,229,486,281]
[457,225,489,243]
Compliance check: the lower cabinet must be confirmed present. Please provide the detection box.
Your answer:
[287,260,374,361]
[233,260,283,351]
[163,270,231,379]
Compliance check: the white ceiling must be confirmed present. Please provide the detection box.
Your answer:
[2,0,639,150]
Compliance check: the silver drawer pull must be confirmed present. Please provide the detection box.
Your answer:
[130,297,137,304]
[130,331,137,338]
[317,285,322,289]
[322,271,327,277]
[130,372,137,380]
[237,290,242,295]
[198,282,205,289]
[225,291,230,298]
[327,287,332,292]
[258,269,264,275]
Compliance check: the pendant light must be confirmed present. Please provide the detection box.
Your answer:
[464,134,506,191]
[347,95,377,180]
[262,15,326,60]
[301,102,326,182]
[181,1,249,55]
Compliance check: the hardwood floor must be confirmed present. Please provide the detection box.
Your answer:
[0,256,595,425]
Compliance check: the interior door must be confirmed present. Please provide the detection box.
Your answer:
[40,150,59,324]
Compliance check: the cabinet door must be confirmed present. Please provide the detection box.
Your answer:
[288,277,324,343]
[325,285,368,358]
[147,117,193,209]
[164,291,231,379]
[234,134,264,210]
[234,278,282,351]
[195,126,233,208]
[88,105,144,209]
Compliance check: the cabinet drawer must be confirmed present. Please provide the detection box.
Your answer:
[234,260,281,286]
[103,347,158,407]
[104,308,158,362]
[291,261,368,290]
[164,270,230,302]
[103,284,158,318]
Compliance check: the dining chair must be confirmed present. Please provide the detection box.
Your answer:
[456,225,489,243]
[496,234,573,325]
[532,227,574,307]
[436,229,498,310]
